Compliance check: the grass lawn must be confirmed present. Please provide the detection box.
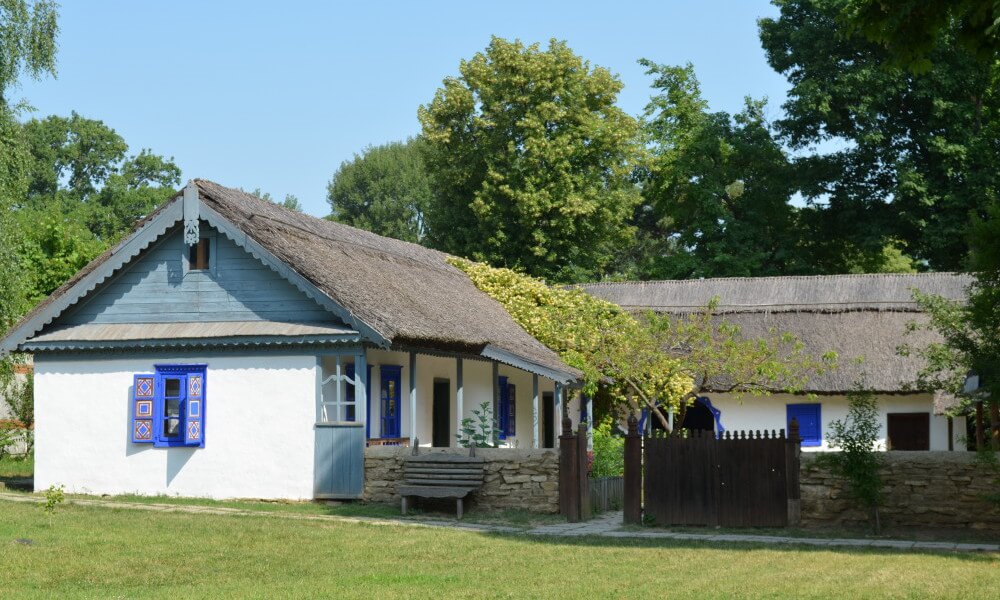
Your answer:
[1,501,998,598]
[0,453,33,478]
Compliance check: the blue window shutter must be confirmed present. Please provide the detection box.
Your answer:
[498,376,509,439]
[132,374,156,444]
[508,384,516,436]
[185,372,205,447]
[787,404,822,447]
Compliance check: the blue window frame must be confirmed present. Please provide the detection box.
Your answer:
[498,376,516,439]
[131,364,206,448]
[787,403,821,447]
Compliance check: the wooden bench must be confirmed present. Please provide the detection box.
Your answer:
[399,452,485,519]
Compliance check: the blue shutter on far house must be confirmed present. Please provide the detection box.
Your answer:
[787,403,822,447]
[185,372,205,447]
[498,376,510,439]
[131,374,156,444]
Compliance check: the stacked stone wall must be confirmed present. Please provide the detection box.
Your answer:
[801,452,1000,530]
[364,447,559,513]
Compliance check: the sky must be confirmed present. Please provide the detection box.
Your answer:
[15,1,790,217]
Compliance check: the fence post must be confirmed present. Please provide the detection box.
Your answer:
[577,421,591,520]
[623,414,642,525]
[559,415,580,522]
[785,418,802,526]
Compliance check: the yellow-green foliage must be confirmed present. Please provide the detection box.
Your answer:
[450,258,692,412]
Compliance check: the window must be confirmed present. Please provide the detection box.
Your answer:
[498,376,516,439]
[188,238,211,270]
[887,412,930,450]
[131,364,206,448]
[787,403,822,447]
[320,356,360,423]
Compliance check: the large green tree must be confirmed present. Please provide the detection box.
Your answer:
[419,37,642,283]
[0,0,58,331]
[760,0,999,272]
[15,113,180,301]
[634,60,803,279]
[326,138,432,243]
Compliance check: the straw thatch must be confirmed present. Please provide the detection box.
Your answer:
[581,273,972,398]
[5,180,579,380]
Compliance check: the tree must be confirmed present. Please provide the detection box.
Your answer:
[245,188,302,212]
[0,0,59,332]
[452,258,834,431]
[839,1,1000,71]
[0,0,58,107]
[760,0,999,272]
[419,37,642,283]
[635,60,804,279]
[327,138,432,243]
[824,384,884,532]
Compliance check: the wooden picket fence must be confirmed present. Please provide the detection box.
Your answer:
[623,417,802,527]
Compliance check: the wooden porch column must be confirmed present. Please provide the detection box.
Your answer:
[532,374,539,449]
[409,351,417,447]
[456,358,464,442]
[355,351,367,436]
[492,360,499,429]
[586,393,593,451]
[554,382,563,442]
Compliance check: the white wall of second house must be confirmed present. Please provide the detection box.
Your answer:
[33,352,318,499]
[689,392,963,452]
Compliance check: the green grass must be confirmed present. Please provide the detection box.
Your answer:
[1,501,997,598]
[0,453,32,478]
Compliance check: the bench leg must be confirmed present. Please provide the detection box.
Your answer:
[401,496,409,516]
[457,497,463,520]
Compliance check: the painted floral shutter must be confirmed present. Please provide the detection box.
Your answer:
[185,372,205,447]
[132,374,156,444]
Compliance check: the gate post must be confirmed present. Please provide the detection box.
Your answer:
[559,415,580,522]
[577,421,591,520]
[623,415,642,525]
[785,418,802,526]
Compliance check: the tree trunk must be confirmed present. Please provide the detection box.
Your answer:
[991,399,999,451]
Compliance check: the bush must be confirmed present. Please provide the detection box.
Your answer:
[590,417,624,478]
[824,386,884,533]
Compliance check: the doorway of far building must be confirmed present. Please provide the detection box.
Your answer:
[650,397,716,433]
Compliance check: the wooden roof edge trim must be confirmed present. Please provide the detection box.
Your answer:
[198,202,392,348]
[0,199,185,356]
[480,345,581,385]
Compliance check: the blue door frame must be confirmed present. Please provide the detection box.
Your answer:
[380,365,402,438]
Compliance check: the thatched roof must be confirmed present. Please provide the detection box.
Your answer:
[581,273,972,397]
[2,180,580,382]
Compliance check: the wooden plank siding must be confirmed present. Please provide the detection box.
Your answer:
[58,223,335,325]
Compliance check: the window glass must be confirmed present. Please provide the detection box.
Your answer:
[165,378,181,397]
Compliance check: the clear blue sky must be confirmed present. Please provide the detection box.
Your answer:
[15,0,789,217]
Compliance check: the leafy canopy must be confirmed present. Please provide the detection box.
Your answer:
[326,138,432,243]
[421,37,642,283]
[760,0,999,272]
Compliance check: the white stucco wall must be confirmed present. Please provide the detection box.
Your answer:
[34,352,318,499]
[688,393,963,452]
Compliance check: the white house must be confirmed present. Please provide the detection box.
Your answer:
[0,180,583,500]
[582,273,971,452]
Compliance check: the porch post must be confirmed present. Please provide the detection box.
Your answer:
[586,393,593,451]
[492,361,499,431]
[456,358,464,443]
[554,381,563,442]
[355,351,367,438]
[532,374,539,449]
[409,351,417,446]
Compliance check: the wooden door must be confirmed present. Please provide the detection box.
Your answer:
[887,413,930,450]
[432,379,450,447]
[543,391,555,448]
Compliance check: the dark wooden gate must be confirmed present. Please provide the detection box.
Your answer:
[631,421,801,527]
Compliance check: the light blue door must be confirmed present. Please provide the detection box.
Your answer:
[314,423,365,499]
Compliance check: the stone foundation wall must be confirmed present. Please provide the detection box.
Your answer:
[801,452,1000,530]
[364,447,559,513]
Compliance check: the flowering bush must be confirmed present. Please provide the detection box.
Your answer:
[450,258,693,418]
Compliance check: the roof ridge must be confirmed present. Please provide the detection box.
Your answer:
[581,271,965,287]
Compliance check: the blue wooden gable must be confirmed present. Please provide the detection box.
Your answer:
[56,222,335,326]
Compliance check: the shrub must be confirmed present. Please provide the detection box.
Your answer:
[590,417,624,478]
[824,385,884,533]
